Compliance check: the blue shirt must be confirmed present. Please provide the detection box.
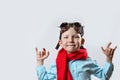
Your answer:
[36,58,114,80]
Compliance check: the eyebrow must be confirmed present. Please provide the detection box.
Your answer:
[62,34,80,37]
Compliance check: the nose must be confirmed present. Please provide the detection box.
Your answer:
[68,37,74,42]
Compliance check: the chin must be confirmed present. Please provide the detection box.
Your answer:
[66,49,76,53]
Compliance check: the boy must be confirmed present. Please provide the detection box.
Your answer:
[35,22,117,80]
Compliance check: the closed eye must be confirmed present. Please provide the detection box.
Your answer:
[74,36,80,38]
[63,36,68,38]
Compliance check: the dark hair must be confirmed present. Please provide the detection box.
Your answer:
[55,22,84,49]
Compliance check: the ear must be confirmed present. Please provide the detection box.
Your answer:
[81,38,85,45]
[58,40,62,46]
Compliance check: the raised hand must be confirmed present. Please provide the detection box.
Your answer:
[35,48,49,66]
[101,42,117,63]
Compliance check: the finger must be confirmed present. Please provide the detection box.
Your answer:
[41,51,44,57]
[36,47,40,55]
[101,46,105,52]
[108,48,114,58]
[106,42,112,48]
[36,51,41,60]
[42,49,46,56]
[35,47,38,53]
[41,48,47,56]
[44,51,50,58]
[39,51,41,57]
[37,52,41,58]
[43,48,46,51]
[43,48,46,54]
[113,46,117,51]
[112,46,117,55]
[46,51,50,57]
[108,48,113,55]
[111,48,114,55]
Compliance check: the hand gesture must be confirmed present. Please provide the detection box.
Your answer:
[35,48,49,66]
[101,42,117,63]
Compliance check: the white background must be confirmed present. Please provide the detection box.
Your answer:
[0,0,120,80]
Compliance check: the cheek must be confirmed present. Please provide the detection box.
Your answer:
[62,41,67,46]
[76,40,82,46]
[60,40,67,47]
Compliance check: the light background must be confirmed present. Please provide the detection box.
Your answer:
[0,0,120,80]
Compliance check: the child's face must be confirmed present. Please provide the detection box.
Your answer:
[59,27,83,54]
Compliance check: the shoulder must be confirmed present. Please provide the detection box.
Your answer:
[76,57,97,64]
[68,57,97,66]
[73,57,98,67]
[85,57,98,65]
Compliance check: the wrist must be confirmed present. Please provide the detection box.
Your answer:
[37,60,44,66]
[106,57,112,63]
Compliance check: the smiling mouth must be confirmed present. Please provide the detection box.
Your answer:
[67,45,75,46]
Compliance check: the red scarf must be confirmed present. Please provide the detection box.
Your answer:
[56,48,88,80]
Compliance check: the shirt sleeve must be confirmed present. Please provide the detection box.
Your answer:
[36,63,56,80]
[89,59,114,80]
